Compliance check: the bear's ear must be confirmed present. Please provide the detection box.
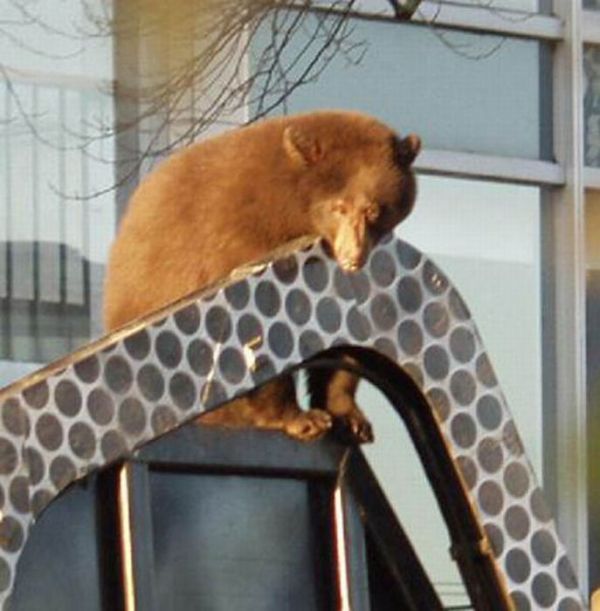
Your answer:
[395,133,421,165]
[283,126,323,166]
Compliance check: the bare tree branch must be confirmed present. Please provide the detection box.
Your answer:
[0,0,425,200]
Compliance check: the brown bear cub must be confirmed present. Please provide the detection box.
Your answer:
[104,110,420,443]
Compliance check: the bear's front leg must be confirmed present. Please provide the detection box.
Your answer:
[308,360,374,444]
[198,375,332,441]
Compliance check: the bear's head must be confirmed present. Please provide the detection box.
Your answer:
[283,113,421,272]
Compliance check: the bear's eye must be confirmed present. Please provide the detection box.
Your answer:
[365,204,380,223]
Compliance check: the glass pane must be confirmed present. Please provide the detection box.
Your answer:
[400,176,542,473]
[0,1,116,371]
[584,0,600,9]
[585,46,600,167]
[0,2,112,79]
[361,382,469,606]
[251,18,546,159]
[150,472,331,610]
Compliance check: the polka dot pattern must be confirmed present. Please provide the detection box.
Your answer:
[173,304,202,334]
[0,237,583,609]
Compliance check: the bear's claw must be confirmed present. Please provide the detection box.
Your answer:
[332,409,375,445]
[284,409,333,441]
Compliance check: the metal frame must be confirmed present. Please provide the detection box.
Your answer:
[543,0,589,598]
[112,423,447,611]
[341,0,564,39]
[416,149,564,186]
[131,427,386,611]
[307,352,513,609]
[131,441,344,611]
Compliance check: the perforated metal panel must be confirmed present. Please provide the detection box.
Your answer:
[0,236,586,610]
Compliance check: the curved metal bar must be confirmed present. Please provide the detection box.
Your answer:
[305,349,511,609]
[0,235,586,610]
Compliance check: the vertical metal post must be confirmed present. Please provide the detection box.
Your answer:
[57,87,67,307]
[3,85,13,360]
[117,462,159,611]
[113,0,142,224]
[117,463,137,611]
[333,484,352,611]
[546,0,588,596]
[80,90,90,313]
[31,85,41,359]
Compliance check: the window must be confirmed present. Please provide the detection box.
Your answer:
[251,18,548,159]
[0,2,115,368]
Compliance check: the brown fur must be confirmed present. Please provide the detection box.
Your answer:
[104,110,420,442]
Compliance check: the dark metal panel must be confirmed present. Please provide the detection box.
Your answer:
[337,481,371,611]
[136,423,345,477]
[11,479,103,611]
[148,469,332,611]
